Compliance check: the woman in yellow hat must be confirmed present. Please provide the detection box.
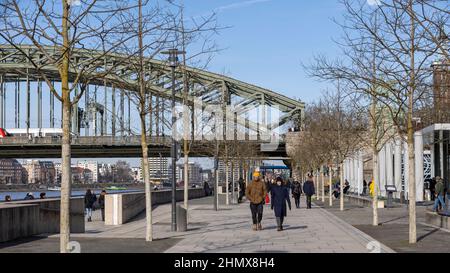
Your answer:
[245,171,268,231]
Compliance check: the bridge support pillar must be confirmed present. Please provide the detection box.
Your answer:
[15,79,20,128]
[120,88,124,136]
[50,81,55,128]
[38,79,42,130]
[112,85,116,136]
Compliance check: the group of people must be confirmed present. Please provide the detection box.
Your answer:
[3,190,107,222]
[244,172,317,232]
[84,189,107,222]
[3,192,47,202]
[332,180,351,199]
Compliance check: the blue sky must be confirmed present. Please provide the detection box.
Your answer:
[5,1,348,169]
[183,0,345,103]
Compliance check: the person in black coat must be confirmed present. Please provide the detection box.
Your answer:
[291,180,302,208]
[84,189,96,222]
[98,190,107,221]
[271,177,291,231]
[303,175,316,209]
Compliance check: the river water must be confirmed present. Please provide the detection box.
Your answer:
[0,189,142,202]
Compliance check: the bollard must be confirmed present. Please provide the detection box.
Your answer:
[176,205,187,232]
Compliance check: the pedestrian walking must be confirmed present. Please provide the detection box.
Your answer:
[271,177,291,231]
[238,178,246,203]
[433,177,445,213]
[4,195,11,202]
[245,171,267,231]
[369,179,375,197]
[84,189,96,222]
[429,177,436,201]
[39,192,46,199]
[98,190,107,221]
[291,180,302,208]
[303,175,315,209]
[363,180,368,195]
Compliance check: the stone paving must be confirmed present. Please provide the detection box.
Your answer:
[316,197,450,253]
[0,196,395,253]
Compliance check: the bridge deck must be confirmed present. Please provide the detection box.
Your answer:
[0,136,287,158]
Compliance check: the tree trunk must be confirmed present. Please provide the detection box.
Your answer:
[340,163,344,211]
[60,98,71,253]
[60,0,71,253]
[184,151,189,222]
[140,117,153,241]
[321,169,325,202]
[372,151,379,226]
[225,159,229,205]
[138,0,152,242]
[407,127,416,243]
[408,0,417,244]
[329,170,333,207]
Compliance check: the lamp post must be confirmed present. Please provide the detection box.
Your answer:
[161,48,185,232]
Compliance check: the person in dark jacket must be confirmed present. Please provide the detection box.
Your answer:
[98,190,107,221]
[238,178,246,203]
[291,180,302,208]
[4,195,12,202]
[433,177,445,213]
[271,177,291,231]
[203,181,211,196]
[84,189,96,222]
[427,177,436,201]
[303,175,315,209]
[24,192,35,200]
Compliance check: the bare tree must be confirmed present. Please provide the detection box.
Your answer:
[305,0,448,243]
[0,0,138,252]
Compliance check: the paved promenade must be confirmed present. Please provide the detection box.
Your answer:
[0,196,394,253]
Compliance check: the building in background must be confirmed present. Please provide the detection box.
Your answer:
[131,167,142,183]
[432,61,450,122]
[0,159,26,184]
[141,157,169,184]
[200,169,213,184]
[23,160,55,184]
[218,160,239,185]
[77,160,98,183]
[54,163,62,184]
[180,162,203,186]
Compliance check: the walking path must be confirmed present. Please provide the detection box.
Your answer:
[0,196,394,253]
[77,196,393,253]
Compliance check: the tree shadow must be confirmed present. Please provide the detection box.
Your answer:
[417,228,440,243]
[0,236,49,248]
[380,215,407,225]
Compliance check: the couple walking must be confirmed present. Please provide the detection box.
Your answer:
[245,171,291,231]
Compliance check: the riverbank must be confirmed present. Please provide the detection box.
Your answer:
[0,183,145,192]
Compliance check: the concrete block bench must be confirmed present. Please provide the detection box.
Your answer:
[344,194,385,208]
[425,211,450,230]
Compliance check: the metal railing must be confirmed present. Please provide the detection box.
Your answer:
[0,136,172,146]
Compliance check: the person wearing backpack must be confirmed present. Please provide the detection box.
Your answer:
[291,180,302,208]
